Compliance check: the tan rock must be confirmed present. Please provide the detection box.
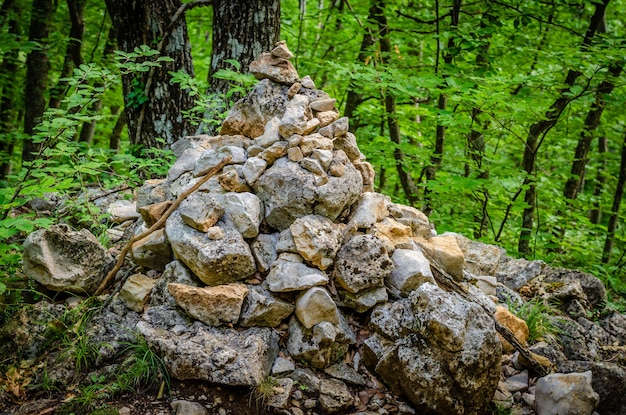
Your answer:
[119,274,156,312]
[138,200,172,227]
[495,306,529,353]
[295,287,340,329]
[415,235,465,281]
[271,41,294,60]
[316,110,339,127]
[368,218,414,253]
[168,283,249,326]
[287,146,304,162]
[310,98,336,112]
[249,52,299,85]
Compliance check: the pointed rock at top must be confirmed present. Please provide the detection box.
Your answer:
[250,52,300,85]
[271,40,294,60]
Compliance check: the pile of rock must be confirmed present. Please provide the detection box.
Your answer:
[20,43,626,415]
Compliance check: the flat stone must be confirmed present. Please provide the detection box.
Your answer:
[239,285,294,327]
[266,257,329,292]
[178,192,224,232]
[168,283,248,326]
[250,52,299,85]
[119,274,156,312]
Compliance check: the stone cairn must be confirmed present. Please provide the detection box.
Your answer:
[22,42,624,415]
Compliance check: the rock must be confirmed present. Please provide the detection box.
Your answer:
[288,81,302,99]
[138,200,172,227]
[447,232,504,277]
[496,258,545,291]
[221,79,290,138]
[267,377,294,409]
[193,146,247,177]
[600,311,626,344]
[386,203,432,239]
[287,316,354,369]
[242,156,267,186]
[178,192,224,232]
[333,234,393,294]
[287,146,304,162]
[249,52,300,85]
[290,214,343,270]
[310,98,336,112]
[295,286,340,329]
[206,226,224,240]
[138,321,279,386]
[370,283,501,415]
[534,371,599,415]
[348,192,389,229]
[239,285,294,327]
[266,255,329,292]
[167,146,206,181]
[130,227,172,271]
[255,117,281,148]
[136,178,172,210]
[319,378,354,414]
[168,283,248,326]
[495,305,530,353]
[300,75,315,89]
[387,248,435,297]
[107,200,140,223]
[272,356,295,375]
[311,149,333,170]
[354,161,376,191]
[217,192,264,238]
[475,275,497,296]
[415,235,465,281]
[316,109,338,127]
[271,41,294,59]
[165,211,256,285]
[300,157,325,175]
[119,274,156,312]
[543,268,607,310]
[170,400,207,415]
[319,116,349,138]
[336,286,388,313]
[258,140,289,164]
[170,134,214,157]
[324,362,367,386]
[150,261,200,307]
[22,224,113,294]
[558,361,626,415]
[368,217,414,253]
[250,233,278,273]
[279,94,309,138]
[506,370,529,393]
[333,132,363,162]
[218,165,251,192]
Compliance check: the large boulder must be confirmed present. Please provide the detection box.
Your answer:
[368,283,501,415]
[137,321,279,387]
[22,224,113,294]
[534,371,599,415]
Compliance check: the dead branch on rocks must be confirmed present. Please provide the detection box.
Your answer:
[429,262,553,377]
[94,155,232,296]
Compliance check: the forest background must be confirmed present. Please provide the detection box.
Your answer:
[0,0,625,314]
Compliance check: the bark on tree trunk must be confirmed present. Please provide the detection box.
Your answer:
[0,5,20,178]
[49,0,85,110]
[602,132,626,263]
[372,0,419,206]
[590,136,608,224]
[209,0,280,98]
[105,0,195,149]
[518,0,609,255]
[21,0,53,162]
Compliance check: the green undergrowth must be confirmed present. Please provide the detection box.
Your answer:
[507,298,562,344]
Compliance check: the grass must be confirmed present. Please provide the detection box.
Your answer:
[249,375,280,409]
[507,298,561,344]
[118,332,170,394]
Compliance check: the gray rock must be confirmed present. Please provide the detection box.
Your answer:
[333,132,363,162]
[496,258,545,291]
[534,371,599,415]
[266,256,329,292]
[217,192,264,238]
[333,234,392,294]
[319,378,354,414]
[267,377,294,409]
[319,116,349,138]
[506,370,529,393]
[138,321,279,386]
[600,311,626,344]
[386,203,432,239]
[171,400,207,415]
[387,248,435,297]
[370,283,501,415]
[557,361,626,415]
[136,179,173,211]
[239,285,294,327]
[167,146,205,181]
[447,232,505,277]
[22,224,113,294]
[272,356,296,375]
[324,362,367,386]
[254,116,281,148]
[295,286,340,329]
[193,146,247,177]
[290,214,343,271]
[107,199,140,223]
[130,227,172,271]
[543,268,607,310]
[250,233,279,273]
[336,286,388,313]
[242,156,268,186]
[178,192,224,232]
[287,317,339,369]
[279,94,309,138]
[165,211,256,285]
[348,192,389,229]
[221,79,290,138]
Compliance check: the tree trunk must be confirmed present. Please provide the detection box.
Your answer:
[0,3,20,178]
[209,0,280,98]
[49,0,85,110]
[518,0,609,255]
[21,0,53,162]
[422,0,461,215]
[590,136,608,224]
[105,0,195,149]
[372,0,419,205]
[563,63,622,201]
[109,109,126,151]
[602,132,626,263]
